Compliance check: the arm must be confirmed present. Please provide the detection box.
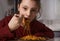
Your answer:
[34,22,54,39]
[0,16,14,39]
[0,15,26,40]
[43,25,54,38]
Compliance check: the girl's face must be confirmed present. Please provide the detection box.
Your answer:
[18,0,39,22]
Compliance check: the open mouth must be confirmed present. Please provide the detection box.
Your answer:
[24,18,30,23]
[25,18,29,20]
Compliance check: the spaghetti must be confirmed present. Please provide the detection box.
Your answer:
[20,17,46,40]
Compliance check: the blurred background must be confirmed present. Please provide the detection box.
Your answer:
[0,0,60,37]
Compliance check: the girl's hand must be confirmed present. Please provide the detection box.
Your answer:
[8,14,23,31]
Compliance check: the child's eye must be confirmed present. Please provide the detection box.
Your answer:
[32,10,36,12]
[31,9,37,13]
[23,7,27,10]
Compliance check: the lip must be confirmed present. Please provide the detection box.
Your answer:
[25,18,29,20]
[24,17,30,20]
[24,18,30,23]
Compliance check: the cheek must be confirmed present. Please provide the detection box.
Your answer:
[19,8,27,18]
[19,8,24,15]
[30,14,36,19]
[29,14,36,22]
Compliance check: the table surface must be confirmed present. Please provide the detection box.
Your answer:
[47,37,60,41]
[8,37,60,41]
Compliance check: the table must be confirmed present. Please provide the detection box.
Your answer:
[8,37,60,41]
[47,37,60,41]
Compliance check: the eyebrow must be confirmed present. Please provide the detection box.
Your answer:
[31,8,38,11]
[22,5,38,10]
[23,5,29,8]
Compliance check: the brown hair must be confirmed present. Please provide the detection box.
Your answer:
[18,0,40,10]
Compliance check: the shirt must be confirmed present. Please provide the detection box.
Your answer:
[0,16,54,41]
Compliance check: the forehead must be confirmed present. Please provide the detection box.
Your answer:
[22,0,36,3]
[20,0,38,8]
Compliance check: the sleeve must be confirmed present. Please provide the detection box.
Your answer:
[0,16,14,39]
[43,25,54,38]
[34,22,54,39]
[14,26,24,38]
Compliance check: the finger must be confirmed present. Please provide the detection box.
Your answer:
[18,15,24,23]
[14,14,19,17]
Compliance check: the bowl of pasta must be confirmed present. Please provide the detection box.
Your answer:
[18,35,47,41]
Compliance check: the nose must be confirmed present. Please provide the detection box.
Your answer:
[25,10,31,18]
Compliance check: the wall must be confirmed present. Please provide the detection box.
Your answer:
[38,0,60,31]
[0,0,13,20]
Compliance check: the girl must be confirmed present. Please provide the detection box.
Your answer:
[0,0,54,41]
